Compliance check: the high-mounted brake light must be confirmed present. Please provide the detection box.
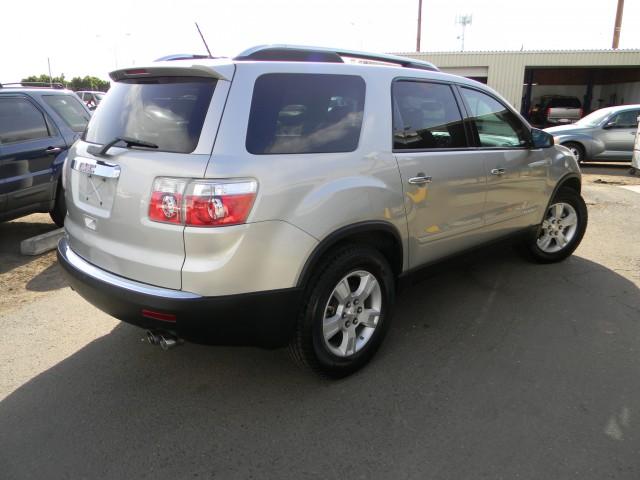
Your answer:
[148,178,257,227]
[124,69,148,75]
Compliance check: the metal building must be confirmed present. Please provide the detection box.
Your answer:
[399,50,640,120]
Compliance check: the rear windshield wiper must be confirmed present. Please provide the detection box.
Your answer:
[95,136,159,156]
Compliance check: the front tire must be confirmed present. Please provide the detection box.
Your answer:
[562,142,585,165]
[289,245,395,378]
[524,188,588,263]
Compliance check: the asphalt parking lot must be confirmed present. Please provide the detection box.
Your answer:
[1,164,639,479]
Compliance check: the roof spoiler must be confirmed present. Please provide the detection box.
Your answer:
[109,62,234,82]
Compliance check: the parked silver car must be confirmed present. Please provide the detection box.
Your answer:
[57,45,588,377]
[546,104,640,163]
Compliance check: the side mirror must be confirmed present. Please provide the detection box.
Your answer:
[531,128,554,148]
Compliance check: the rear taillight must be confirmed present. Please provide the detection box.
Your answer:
[149,178,257,227]
[148,178,187,224]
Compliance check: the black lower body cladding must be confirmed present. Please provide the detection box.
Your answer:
[57,238,301,348]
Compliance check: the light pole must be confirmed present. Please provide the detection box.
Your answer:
[416,0,422,52]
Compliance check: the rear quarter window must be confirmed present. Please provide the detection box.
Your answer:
[246,73,365,154]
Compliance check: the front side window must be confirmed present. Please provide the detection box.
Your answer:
[609,110,640,128]
[43,94,90,133]
[461,87,529,148]
[246,73,365,154]
[0,97,50,144]
[392,80,466,150]
[85,77,216,153]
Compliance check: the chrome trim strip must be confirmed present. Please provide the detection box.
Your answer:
[71,156,121,178]
[59,238,200,299]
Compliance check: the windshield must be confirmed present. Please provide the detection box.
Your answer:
[42,94,90,133]
[85,77,216,153]
[576,109,612,127]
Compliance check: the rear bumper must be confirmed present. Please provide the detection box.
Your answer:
[57,238,301,348]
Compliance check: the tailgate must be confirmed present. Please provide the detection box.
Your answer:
[64,69,231,289]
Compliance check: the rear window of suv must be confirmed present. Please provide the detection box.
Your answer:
[246,73,365,154]
[85,77,216,153]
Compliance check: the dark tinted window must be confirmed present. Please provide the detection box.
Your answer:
[85,77,216,153]
[461,88,529,148]
[392,81,466,150]
[43,94,90,133]
[246,74,365,154]
[545,97,581,109]
[0,97,49,144]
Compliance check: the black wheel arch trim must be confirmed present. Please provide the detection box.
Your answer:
[539,173,582,226]
[297,221,404,289]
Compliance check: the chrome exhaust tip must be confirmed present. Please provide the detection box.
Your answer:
[146,330,160,345]
[159,335,178,351]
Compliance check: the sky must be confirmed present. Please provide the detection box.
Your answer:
[1,0,639,83]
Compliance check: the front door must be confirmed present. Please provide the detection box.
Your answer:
[392,80,487,268]
[598,109,640,159]
[458,86,549,234]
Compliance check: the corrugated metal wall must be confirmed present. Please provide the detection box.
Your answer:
[398,50,640,109]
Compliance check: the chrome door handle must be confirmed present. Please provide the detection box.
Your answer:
[46,146,63,154]
[490,168,506,176]
[408,175,432,185]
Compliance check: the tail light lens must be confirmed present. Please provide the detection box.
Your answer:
[149,178,187,224]
[149,178,257,227]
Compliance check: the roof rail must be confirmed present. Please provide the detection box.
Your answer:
[0,82,65,89]
[234,45,439,72]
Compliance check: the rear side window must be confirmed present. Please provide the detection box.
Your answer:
[85,77,216,153]
[43,94,90,133]
[246,73,365,154]
[0,97,50,144]
[392,80,466,150]
[460,88,529,148]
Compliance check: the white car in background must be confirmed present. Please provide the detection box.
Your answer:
[632,115,640,174]
[75,90,105,110]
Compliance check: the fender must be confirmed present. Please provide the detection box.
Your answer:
[539,172,581,224]
[297,221,404,289]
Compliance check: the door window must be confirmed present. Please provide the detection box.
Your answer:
[392,81,466,150]
[0,97,50,144]
[461,88,529,148]
[609,110,640,128]
[43,94,90,132]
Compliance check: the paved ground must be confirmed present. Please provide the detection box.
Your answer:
[1,164,639,479]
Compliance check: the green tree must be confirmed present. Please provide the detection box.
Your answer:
[20,73,109,91]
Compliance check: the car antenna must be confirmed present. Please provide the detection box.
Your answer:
[195,22,213,58]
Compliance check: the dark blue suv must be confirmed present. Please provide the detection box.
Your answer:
[0,85,91,226]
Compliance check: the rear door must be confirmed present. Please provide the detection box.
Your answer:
[65,71,231,289]
[458,86,549,233]
[0,94,66,213]
[392,79,487,267]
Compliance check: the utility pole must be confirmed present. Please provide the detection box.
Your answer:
[47,58,53,87]
[612,0,624,49]
[416,0,422,52]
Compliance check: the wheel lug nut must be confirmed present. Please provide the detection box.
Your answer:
[354,299,359,305]
[346,302,351,308]
[345,320,351,327]
[357,307,362,313]
[342,313,347,319]
[353,319,358,325]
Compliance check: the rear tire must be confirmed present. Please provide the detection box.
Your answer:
[49,182,66,228]
[288,245,395,378]
[562,142,585,165]
[523,188,588,264]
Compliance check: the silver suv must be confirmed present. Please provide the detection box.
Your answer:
[57,46,588,377]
